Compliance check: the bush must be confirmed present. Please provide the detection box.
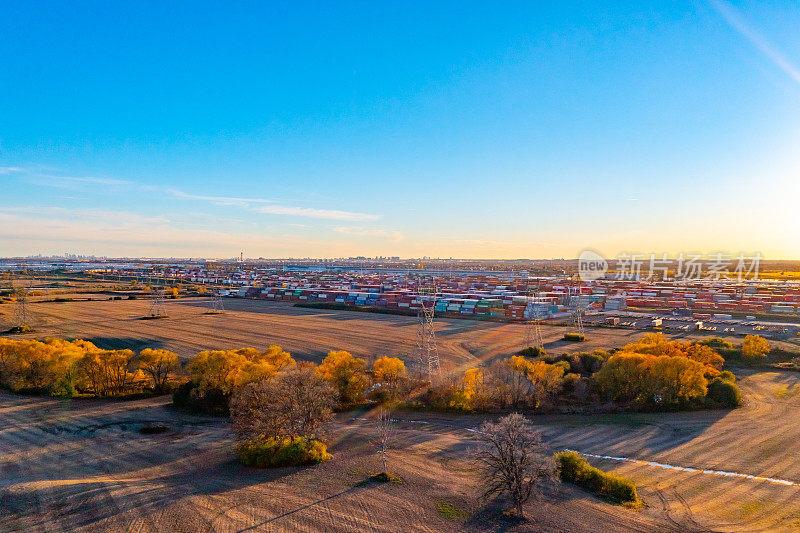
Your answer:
[518,346,546,359]
[436,500,467,520]
[717,370,735,383]
[370,472,404,484]
[700,337,734,350]
[553,360,571,374]
[555,451,639,504]
[237,437,331,468]
[707,378,742,407]
[564,333,585,342]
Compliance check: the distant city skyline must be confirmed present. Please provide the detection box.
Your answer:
[2,1,799,259]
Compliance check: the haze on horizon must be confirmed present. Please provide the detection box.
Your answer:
[1,1,799,260]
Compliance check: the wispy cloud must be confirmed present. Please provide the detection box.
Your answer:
[0,167,24,175]
[334,226,403,241]
[5,168,380,222]
[0,207,347,257]
[167,189,379,221]
[255,205,379,221]
[0,206,171,225]
[710,0,800,85]
[166,188,273,207]
[42,175,134,186]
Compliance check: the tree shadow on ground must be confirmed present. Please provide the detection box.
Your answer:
[80,336,166,351]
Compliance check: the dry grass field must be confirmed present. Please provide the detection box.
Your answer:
[3,368,800,531]
[3,296,800,531]
[6,296,796,370]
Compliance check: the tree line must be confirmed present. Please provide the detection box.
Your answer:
[1,332,761,411]
[0,338,179,397]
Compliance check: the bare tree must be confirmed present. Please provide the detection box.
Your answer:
[230,366,337,443]
[375,408,396,473]
[474,413,556,520]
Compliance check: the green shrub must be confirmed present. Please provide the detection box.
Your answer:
[556,450,585,482]
[564,333,585,342]
[369,472,404,484]
[700,337,734,350]
[555,451,639,505]
[518,346,546,359]
[553,360,571,374]
[436,500,468,520]
[707,378,742,408]
[717,370,736,383]
[237,437,331,468]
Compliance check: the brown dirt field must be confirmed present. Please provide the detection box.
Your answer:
[3,369,800,531]
[3,297,800,531]
[6,296,795,371]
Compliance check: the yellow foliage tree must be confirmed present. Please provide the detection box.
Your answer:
[0,338,96,395]
[641,355,708,405]
[316,350,368,404]
[622,333,724,376]
[596,352,707,406]
[187,350,248,395]
[187,345,295,395]
[742,335,769,359]
[236,346,295,388]
[138,348,180,391]
[449,367,484,411]
[79,348,136,396]
[373,356,407,386]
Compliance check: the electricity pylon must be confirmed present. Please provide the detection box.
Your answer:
[209,290,225,314]
[523,284,544,350]
[12,286,31,327]
[148,276,167,318]
[569,286,586,337]
[415,282,439,377]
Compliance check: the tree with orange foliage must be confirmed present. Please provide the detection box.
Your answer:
[316,350,369,404]
[373,356,407,386]
[622,333,724,376]
[742,335,769,360]
[449,367,485,411]
[595,352,707,406]
[138,348,180,391]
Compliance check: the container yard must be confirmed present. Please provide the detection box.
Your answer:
[38,259,797,340]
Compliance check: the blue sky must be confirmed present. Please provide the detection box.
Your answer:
[1,1,799,259]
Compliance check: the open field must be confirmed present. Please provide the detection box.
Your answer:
[3,296,797,371]
[4,294,800,530]
[3,367,800,531]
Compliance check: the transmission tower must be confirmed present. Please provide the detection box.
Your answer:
[209,290,225,314]
[522,282,544,350]
[414,282,440,377]
[569,286,586,337]
[12,286,31,327]
[148,276,167,318]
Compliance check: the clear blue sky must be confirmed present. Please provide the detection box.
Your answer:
[1,1,799,259]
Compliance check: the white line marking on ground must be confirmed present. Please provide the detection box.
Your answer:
[348,416,798,487]
[570,451,799,487]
